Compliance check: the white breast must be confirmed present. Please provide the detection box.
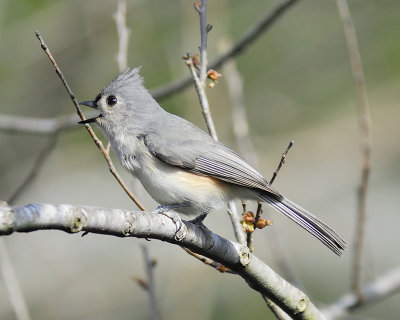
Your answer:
[124,140,229,215]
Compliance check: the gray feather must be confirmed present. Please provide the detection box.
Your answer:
[85,68,346,256]
[143,114,281,199]
[259,194,346,256]
[143,115,345,255]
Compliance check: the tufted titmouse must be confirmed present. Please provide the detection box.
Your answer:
[79,68,346,256]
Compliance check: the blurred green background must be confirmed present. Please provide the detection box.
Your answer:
[0,0,399,319]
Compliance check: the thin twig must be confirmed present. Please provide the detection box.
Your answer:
[198,0,208,84]
[263,295,293,320]
[220,34,300,317]
[113,0,131,72]
[0,0,301,136]
[189,5,294,318]
[8,133,60,204]
[254,142,295,319]
[187,1,247,274]
[35,31,145,211]
[227,204,247,246]
[185,53,218,141]
[246,202,263,252]
[221,42,261,252]
[183,248,234,274]
[189,0,249,261]
[269,140,294,185]
[140,244,159,320]
[0,237,31,320]
[336,0,372,301]
[152,0,301,100]
[3,123,61,320]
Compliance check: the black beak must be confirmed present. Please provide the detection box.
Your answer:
[79,100,98,109]
[78,100,101,124]
[78,114,103,125]
[78,117,97,124]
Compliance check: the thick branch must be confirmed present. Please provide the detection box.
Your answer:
[0,202,324,320]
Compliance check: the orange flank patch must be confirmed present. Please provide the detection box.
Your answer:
[174,170,228,194]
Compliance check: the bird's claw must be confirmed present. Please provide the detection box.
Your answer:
[154,205,187,241]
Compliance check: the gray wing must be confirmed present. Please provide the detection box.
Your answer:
[143,115,282,199]
[143,116,346,256]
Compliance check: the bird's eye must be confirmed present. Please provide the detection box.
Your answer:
[106,95,118,106]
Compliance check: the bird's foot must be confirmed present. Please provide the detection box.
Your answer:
[154,204,189,241]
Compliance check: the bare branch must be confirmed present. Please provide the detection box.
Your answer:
[152,0,301,100]
[189,6,296,317]
[8,134,59,204]
[269,140,294,185]
[0,201,326,320]
[35,31,145,211]
[227,204,247,246]
[0,113,78,134]
[223,57,297,317]
[198,0,208,84]
[0,238,31,320]
[186,3,248,268]
[322,267,400,319]
[336,0,372,301]
[183,248,234,274]
[246,202,265,251]
[0,0,301,136]
[140,244,159,320]
[113,0,131,72]
[263,295,293,320]
[222,49,300,290]
[184,53,218,141]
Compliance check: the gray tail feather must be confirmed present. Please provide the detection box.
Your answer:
[259,193,346,256]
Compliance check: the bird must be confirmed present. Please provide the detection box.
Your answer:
[79,68,346,256]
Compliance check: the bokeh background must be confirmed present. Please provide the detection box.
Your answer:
[1,0,399,319]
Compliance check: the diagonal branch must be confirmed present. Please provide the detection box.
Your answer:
[0,0,301,136]
[152,0,301,100]
[35,31,145,211]
[0,201,326,320]
[322,266,400,319]
[8,133,60,204]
